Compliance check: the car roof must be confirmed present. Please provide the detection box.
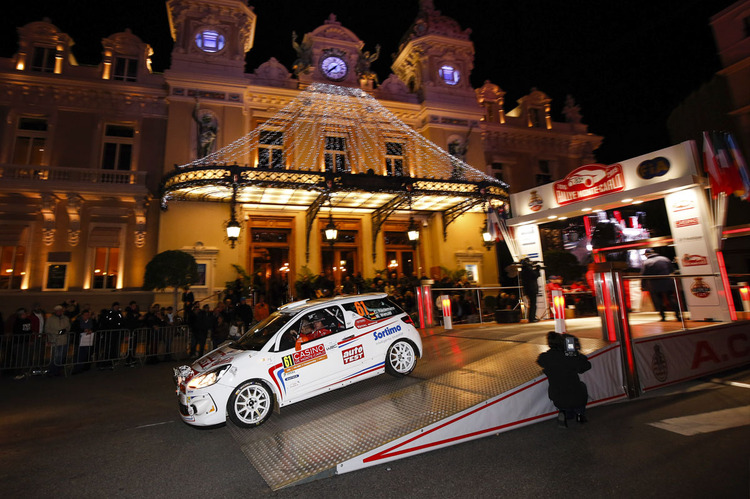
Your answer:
[277,293,388,314]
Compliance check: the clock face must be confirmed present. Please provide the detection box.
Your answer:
[321,56,348,81]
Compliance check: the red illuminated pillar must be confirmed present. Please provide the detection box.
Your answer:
[551,289,566,333]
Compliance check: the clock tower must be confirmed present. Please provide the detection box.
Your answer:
[294,14,371,88]
[392,0,476,105]
[166,0,256,77]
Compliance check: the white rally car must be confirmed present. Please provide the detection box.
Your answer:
[174,293,422,428]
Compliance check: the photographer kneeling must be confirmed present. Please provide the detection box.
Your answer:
[537,331,591,427]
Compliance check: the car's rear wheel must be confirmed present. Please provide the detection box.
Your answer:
[385,340,417,377]
[227,380,273,428]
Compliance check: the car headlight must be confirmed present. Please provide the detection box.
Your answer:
[187,365,231,389]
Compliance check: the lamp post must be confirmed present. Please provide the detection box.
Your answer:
[226,183,241,248]
[324,192,337,246]
[481,220,493,251]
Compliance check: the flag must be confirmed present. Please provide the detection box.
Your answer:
[703,131,730,197]
[726,132,750,201]
[713,131,744,196]
[487,207,502,242]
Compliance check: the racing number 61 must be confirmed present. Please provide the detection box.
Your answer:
[354,301,371,319]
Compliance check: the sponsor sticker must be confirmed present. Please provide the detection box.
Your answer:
[651,345,668,382]
[553,164,625,205]
[282,344,327,371]
[637,157,670,179]
[681,254,708,267]
[373,324,402,341]
[342,345,365,364]
[690,278,711,298]
[528,190,543,212]
[675,217,699,228]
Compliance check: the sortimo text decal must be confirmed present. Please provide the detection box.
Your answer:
[373,324,401,340]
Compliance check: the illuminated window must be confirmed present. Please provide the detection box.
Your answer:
[31,46,55,72]
[13,117,47,166]
[112,57,138,82]
[101,124,134,176]
[439,65,460,85]
[324,136,348,173]
[0,245,25,290]
[385,142,405,176]
[258,131,284,169]
[195,30,225,53]
[92,247,119,289]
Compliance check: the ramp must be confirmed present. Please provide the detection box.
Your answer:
[227,332,620,490]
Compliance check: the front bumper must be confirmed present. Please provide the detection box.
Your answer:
[174,364,228,426]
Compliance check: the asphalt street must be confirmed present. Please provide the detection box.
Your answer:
[1,358,749,498]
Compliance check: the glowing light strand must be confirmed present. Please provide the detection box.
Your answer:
[183,83,503,185]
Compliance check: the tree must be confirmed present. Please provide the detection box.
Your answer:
[143,250,198,312]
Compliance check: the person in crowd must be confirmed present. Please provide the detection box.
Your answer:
[641,248,680,321]
[236,297,254,329]
[211,314,230,347]
[181,285,195,321]
[72,309,97,373]
[62,299,80,321]
[11,308,32,379]
[44,305,71,377]
[122,301,141,367]
[520,257,541,322]
[143,304,166,363]
[190,304,212,358]
[537,332,591,427]
[29,303,46,375]
[253,295,270,322]
[99,301,124,369]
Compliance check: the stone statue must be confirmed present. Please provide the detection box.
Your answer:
[291,31,313,76]
[356,44,380,82]
[563,94,582,124]
[193,98,217,158]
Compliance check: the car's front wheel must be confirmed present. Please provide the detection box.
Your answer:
[385,340,417,377]
[227,380,273,428]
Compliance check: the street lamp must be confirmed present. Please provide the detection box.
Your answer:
[324,193,337,246]
[481,220,493,251]
[407,216,420,245]
[226,183,241,248]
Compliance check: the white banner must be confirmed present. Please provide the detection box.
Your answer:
[664,187,730,321]
[635,326,750,391]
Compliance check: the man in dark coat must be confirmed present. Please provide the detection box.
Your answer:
[520,258,541,322]
[641,249,680,321]
[537,332,591,427]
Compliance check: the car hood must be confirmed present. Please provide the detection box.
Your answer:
[191,344,256,374]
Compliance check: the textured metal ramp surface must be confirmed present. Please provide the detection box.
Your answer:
[227,331,608,490]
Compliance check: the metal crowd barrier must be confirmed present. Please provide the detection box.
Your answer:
[430,286,525,325]
[1,325,195,377]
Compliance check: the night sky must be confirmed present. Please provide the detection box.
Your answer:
[0,0,736,164]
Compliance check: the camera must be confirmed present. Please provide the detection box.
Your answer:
[564,336,577,356]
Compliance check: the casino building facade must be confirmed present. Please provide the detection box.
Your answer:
[0,0,601,311]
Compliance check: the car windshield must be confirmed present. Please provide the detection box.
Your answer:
[231,312,295,351]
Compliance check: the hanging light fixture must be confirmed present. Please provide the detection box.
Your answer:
[481,220,493,251]
[406,192,419,246]
[226,183,241,248]
[407,216,420,244]
[324,193,337,245]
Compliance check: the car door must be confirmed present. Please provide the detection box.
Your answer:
[272,306,348,402]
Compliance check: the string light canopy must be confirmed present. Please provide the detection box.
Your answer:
[159,83,509,255]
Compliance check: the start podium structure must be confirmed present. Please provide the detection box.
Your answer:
[506,140,735,332]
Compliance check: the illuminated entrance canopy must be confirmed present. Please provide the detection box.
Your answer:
[159,83,508,260]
